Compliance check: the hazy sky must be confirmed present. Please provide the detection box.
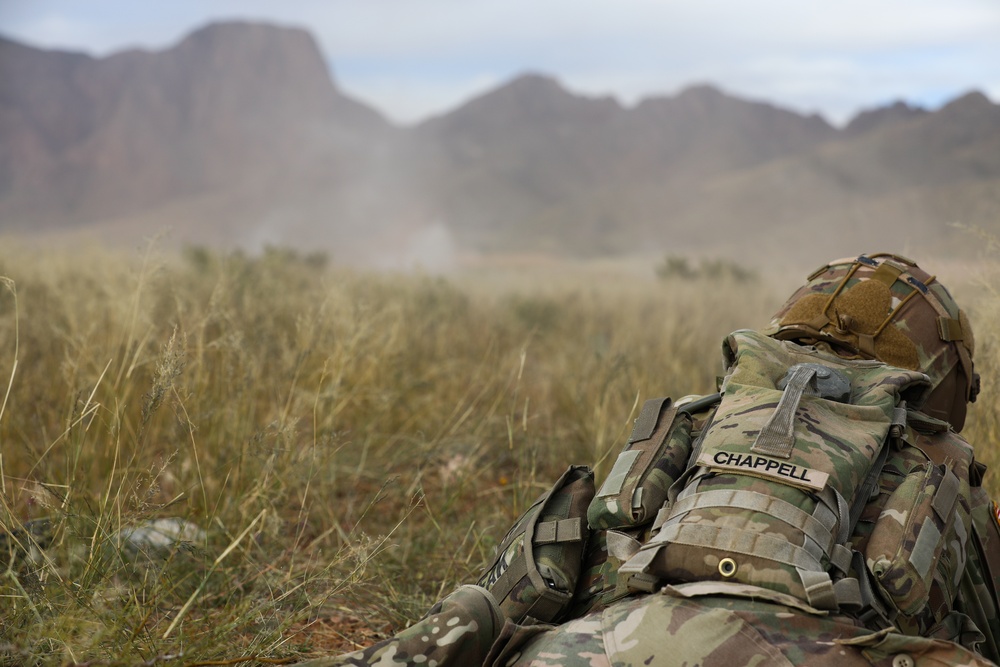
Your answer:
[2,0,999,126]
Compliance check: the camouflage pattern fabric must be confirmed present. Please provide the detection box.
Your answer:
[851,422,976,636]
[505,588,997,666]
[295,582,998,667]
[293,451,999,666]
[295,585,505,667]
[571,397,723,618]
[588,399,693,531]
[570,528,633,617]
[296,441,1000,666]
[863,456,967,616]
[621,330,930,608]
[965,492,1000,662]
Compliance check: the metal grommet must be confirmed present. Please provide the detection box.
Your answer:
[718,557,738,578]
[892,654,915,667]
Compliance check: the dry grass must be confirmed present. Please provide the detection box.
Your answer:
[0,240,996,666]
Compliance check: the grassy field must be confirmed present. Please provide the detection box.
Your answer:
[0,242,997,666]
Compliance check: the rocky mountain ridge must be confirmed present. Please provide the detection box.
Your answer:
[1,20,998,265]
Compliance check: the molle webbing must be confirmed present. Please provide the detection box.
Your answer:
[664,489,838,556]
[654,523,825,572]
[864,459,970,616]
[848,405,905,532]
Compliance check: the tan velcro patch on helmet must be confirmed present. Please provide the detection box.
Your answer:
[872,326,920,370]
[836,281,919,369]
[834,280,891,332]
[781,293,833,331]
[779,279,919,370]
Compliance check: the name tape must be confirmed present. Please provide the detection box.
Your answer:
[697,451,829,491]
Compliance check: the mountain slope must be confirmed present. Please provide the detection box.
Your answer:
[414,76,843,253]
[0,21,390,231]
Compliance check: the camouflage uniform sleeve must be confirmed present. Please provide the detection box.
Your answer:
[294,585,505,667]
[958,481,1000,664]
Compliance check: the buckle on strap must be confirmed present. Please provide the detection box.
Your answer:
[848,550,896,630]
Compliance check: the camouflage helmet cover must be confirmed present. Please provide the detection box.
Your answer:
[766,253,979,430]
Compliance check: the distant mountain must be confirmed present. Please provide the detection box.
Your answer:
[414,74,630,251]
[844,100,928,138]
[1,21,998,264]
[659,89,1000,257]
[0,22,390,236]
[414,76,841,254]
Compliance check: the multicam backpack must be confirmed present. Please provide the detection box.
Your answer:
[602,329,974,624]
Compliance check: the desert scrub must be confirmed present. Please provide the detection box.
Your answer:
[0,242,996,665]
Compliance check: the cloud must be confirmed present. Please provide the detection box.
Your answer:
[316,0,1000,123]
[1,0,997,125]
[297,0,1000,58]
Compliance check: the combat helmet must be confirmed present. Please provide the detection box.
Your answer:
[766,253,980,431]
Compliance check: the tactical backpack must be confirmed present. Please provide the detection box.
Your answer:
[478,465,595,624]
[600,329,972,623]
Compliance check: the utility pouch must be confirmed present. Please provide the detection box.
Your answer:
[588,398,692,530]
[478,465,595,623]
[865,460,970,616]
